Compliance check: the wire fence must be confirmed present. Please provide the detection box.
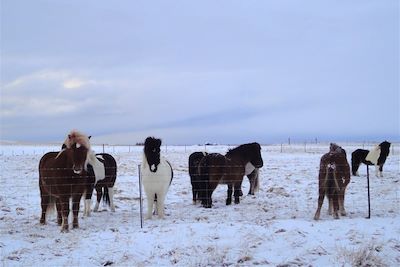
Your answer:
[1,141,399,156]
[0,142,398,231]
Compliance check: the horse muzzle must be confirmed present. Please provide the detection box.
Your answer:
[73,165,83,174]
[254,161,263,169]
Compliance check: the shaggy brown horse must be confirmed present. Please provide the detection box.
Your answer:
[198,143,263,208]
[314,143,351,220]
[39,131,94,232]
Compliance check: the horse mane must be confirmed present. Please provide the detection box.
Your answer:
[226,142,260,157]
[329,143,346,157]
[379,141,391,157]
[63,130,91,149]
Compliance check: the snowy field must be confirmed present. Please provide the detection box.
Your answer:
[1,143,399,266]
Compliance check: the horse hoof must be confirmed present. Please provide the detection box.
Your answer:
[226,199,232,205]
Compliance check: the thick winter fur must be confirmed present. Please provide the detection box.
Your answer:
[188,152,208,203]
[63,130,91,150]
[198,142,263,208]
[141,137,173,219]
[314,144,351,220]
[351,141,391,177]
[85,153,117,215]
[39,131,93,232]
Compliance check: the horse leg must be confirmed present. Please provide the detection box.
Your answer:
[204,182,217,208]
[94,186,102,212]
[339,188,347,216]
[59,197,69,233]
[108,187,115,212]
[56,199,62,225]
[226,184,233,205]
[314,188,325,220]
[146,193,155,219]
[379,165,383,177]
[374,164,380,177]
[156,194,165,219]
[72,193,81,229]
[192,187,197,204]
[39,191,49,225]
[332,193,339,219]
[84,183,94,217]
[233,182,242,204]
[328,198,333,215]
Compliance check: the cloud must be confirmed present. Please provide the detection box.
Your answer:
[63,78,89,89]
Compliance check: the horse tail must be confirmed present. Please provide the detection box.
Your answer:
[166,160,173,186]
[325,163,339,199]
[103,187,111,206]
[197,156,210,203]
[46,195,57,216]
[351,151,359,176]
[253,169,260,193]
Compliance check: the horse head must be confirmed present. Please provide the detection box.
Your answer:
[144,137,162,172]
[330,143,347,157]
[249,143,264,169]
[379,141,391,157]
[63,130,91,174]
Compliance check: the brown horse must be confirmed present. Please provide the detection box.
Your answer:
[198,143,263,208]
[314,143,350,220]
[39,130,94,232]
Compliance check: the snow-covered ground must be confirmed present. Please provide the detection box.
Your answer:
[1,143,399,266]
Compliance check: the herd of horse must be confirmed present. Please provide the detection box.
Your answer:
[38,130,391,232]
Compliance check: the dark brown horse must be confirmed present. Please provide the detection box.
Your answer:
[198,143,263,208]
[39,131,93,232]
[314,143,350,220]
[189,151,260,204]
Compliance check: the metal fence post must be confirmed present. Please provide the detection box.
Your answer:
[138,164,143,228]
[367,165,371,219]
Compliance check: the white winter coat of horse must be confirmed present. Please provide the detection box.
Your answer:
[141,137,173,219]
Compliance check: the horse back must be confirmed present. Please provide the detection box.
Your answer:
[199,153,228,184]
[319,152,350,188]
[352,149,372,165]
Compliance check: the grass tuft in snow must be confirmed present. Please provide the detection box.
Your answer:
[338,242,387,267]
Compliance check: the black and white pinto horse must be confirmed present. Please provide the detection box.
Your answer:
[351,141,391,177]
[88,153,117,213]
[141,137,173,219]
[189,151,260,204]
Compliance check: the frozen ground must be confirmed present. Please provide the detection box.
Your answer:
[1,143,399,266]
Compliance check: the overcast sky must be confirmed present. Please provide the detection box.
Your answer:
[1,0,399,145]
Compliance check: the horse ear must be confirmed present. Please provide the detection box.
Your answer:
[157,139,162,147]
[88,136,92,139]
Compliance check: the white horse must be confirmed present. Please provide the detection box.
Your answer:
[141,137,173,219]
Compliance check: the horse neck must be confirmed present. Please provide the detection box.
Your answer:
[225,152,247,166]
[54,150,73,168]
[142,153,149,169]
